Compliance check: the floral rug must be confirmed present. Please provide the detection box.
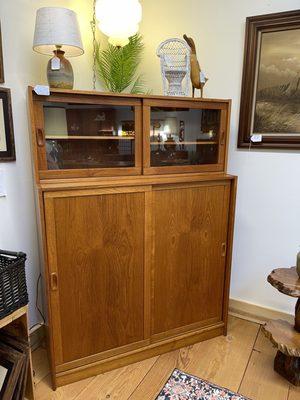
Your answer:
[156,369,250,400]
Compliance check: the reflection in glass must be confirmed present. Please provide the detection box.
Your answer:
[43,103,135,170]
[150,107,220,167]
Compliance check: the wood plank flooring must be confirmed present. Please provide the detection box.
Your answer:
[32,316,299,399]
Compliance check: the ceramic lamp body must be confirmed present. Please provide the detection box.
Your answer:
[47,50,74,89]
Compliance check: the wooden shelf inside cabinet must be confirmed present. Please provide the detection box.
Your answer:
[150,141,218,145]
[45,135,135,140]
[0,306,35,399]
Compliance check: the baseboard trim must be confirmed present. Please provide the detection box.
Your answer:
[229,298,294,325]
[29,324,46,351]
[55,323,224,388]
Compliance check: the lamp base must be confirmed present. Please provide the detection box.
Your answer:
[47,50,74,89]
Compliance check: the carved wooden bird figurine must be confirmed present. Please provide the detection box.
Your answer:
[183,34,208,97]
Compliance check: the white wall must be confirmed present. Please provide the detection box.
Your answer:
[138,0,300,315]
[0,0,299,325]
[0,0,95,326]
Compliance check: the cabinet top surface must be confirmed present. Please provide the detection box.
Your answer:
[29,86,231,104]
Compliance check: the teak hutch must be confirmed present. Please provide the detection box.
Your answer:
[28,87,237,389]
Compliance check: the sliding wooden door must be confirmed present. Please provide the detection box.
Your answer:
[151,181,231,338]
[44,186,150,366]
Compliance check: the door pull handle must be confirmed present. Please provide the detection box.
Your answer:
[50,273,58,291]
[221,242,227,257]
[220,131,225,145]
[36,128,45,147]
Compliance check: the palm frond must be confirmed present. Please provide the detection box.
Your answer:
[96,34,148,93]
[130,76,146,94]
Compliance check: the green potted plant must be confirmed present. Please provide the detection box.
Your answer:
[96,34,147,94]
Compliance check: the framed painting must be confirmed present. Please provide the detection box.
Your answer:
[0,88,15,161]
[0,332,30,399]
[238,10,300,149]
[0,342,24,400]
[0,23,4,83]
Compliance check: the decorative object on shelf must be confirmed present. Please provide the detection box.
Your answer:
[198,130,216,140]
[156,369,250,400]
[46,140,63,170]
[179,120,185,149]
[262,267,300,385]
[95,0,142,47]
[183,34,208,98]
[297,250,300,278]
[0,23,4,83]
[0,88,15,162]
[179,120,185,142]
[33,7,84,89]
[157,38,191,96]
[96,33,146,93]
[238,10,300,149]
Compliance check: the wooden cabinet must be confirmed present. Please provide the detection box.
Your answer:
[28,88,236,389]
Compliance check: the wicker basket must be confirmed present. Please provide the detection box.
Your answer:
[0,250,29,320]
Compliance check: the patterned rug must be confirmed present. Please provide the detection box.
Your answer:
[156,369,250,400]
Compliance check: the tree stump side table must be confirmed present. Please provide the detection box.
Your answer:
[262,267,300,386]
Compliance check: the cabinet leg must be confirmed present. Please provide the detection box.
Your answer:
[274,350,300,386]
[295,298,300,333]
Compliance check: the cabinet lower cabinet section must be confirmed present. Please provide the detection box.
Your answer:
[43,178,236,388]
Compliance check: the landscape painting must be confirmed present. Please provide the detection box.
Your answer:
[238,11,300,149]
[253,28,300,135]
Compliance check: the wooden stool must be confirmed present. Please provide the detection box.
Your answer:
[262,267,300,386]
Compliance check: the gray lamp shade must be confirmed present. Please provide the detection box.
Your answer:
[33,7,84,57]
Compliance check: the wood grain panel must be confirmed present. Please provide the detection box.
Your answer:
[239,328,290,400]
[152,183,230,335]
[75,356,158,400]
[35,374,94,400]
[44,190,146,363]
[289,386,300,400]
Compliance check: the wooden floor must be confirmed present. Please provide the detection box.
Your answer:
[32,316,300,399]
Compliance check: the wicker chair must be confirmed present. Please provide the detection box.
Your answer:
[157,38,191,96]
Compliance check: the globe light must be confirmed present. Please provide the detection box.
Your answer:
[96,0,142,47]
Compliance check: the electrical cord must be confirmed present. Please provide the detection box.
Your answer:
[29,272,46,331]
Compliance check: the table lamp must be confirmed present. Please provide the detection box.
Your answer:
[33,7,84,89]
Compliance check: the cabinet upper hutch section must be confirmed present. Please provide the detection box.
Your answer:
[143,98,230,175]
[29,88,231,180]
